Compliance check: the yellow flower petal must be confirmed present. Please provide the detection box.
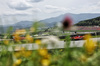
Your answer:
[23,51,32,57]
[13,34,21,42]
[4,40,9,45]
[14,51,21,58]
[38,49,48,56]
[41,59,50,66]
[84,34,91,40]
[84,39,96,54]
[25,34,33,43]
[80,55,87,63]
[35,39,41,45]
[15,59,22,65]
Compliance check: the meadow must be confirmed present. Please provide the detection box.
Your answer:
[0,21,100,66]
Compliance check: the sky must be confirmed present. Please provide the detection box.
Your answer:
[0,0,100,25]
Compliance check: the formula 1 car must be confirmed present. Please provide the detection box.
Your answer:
[71,35,84,40]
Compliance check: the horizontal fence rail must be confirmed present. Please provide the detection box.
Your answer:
[0,38,99,51]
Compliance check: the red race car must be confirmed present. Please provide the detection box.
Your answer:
[71,35,84,40]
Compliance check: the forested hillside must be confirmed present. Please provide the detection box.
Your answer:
[75,16,100,26]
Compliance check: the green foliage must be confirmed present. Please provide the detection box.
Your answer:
[1,21,100,66]
[75,16,100,26]
[32,21,45,31]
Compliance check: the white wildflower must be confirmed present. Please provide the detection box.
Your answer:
[41,36,59,47]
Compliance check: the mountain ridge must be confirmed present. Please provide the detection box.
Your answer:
[0,13,100,33]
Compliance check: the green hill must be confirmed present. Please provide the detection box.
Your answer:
[75,16,100,26]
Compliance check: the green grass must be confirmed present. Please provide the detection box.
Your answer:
[92,35,100,38]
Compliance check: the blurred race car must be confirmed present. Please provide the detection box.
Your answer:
[71,35,84,40]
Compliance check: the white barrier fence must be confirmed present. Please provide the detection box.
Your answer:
[0,40,85,51]
[0,38,100,51]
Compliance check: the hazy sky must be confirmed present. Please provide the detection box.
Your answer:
[0,0,100,25]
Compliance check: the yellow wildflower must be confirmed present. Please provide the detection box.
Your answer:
[35,39,41,45]
[20,47,32,57]
[21,47,26,51]
[13,34,21,42]
[38,49,48,56]
[84,34,91,40]
[25,34,33,43]
[80,54,87,63]
[84,39,96,54]
[20,47,26,55]
[23,51,32,57]
[14,51,21,58]
[41,59,50,66]
[44,54,51,59]
[3,40,9,45]
[84,34,96,54]
[15,59,22,65]
[60,49,63,52]
[13,63,16,66]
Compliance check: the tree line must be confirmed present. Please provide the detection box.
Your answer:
[75,16,100,26]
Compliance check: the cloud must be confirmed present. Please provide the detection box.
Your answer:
[44,5,70,13]
[32,8,42,13]
[78,2,100,13]
[89,1,100,10]
[45,5,59,9]
[3,11,31,16]
[26,0,43,2]
[97,1,100,6]
[8,0,32,10]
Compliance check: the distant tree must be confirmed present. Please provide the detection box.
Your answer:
[75,16,100,26]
